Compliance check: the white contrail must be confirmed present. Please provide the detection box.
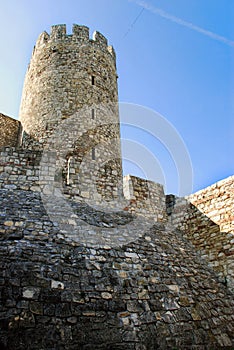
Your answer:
[129,0,234,47]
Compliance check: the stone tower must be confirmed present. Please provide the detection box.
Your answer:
[19,24,123,202]
[0,23,234,349]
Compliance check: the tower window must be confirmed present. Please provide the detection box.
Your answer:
[92,109,95,119]
[66,156,71,185]
[92,147,95,160]
[92,76,95,85]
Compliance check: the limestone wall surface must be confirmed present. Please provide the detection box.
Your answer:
[0,147,41,191]
[187,176,234,233]
[1,21,234,349]
[19,24,119,147]
[167,195,234,292]
[0,114,21,148]
[0,147,234,348]
[0,148,160,247]
[18,24,123,207]
[1,148,234,292]
[123,175,166,222]
[0,187,233,349]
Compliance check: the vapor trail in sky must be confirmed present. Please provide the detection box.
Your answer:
[129,0,234,47]
[123,7,145,38]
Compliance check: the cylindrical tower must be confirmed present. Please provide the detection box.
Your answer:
[19,24,119,143]
[19,24,123,202]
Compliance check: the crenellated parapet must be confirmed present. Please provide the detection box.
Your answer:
[19,23,122,203]
[2,22,234,349]
[20,23,119,146]
[35,24,116,61]
[123,175,166,221]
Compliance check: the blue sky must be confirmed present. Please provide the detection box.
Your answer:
[0,0,233,195]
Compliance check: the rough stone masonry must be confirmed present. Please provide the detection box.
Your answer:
[0,24,233,349]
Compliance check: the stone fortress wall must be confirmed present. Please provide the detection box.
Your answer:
[1,188,234,349]
[0,144,233,291]
[188,176,234,233]
[0,144,234,349]
[167,176,234,291]
[0,113,21,148]
[0,23,234,349]
[0,147,41,192]
[123,175,166,222]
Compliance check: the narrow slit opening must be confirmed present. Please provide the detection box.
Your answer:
[92,148,95,160]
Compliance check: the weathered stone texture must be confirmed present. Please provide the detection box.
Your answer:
[0,151,234,348]
[0,147,41,191]
[19,24,118,146]
[123,175,166,221]
[188,176,234,233]
[0,190,233,349]
[0,23,234,349]
[0,149,161,248]
[0,113,21,148]
[19,24,123,203]
[168,195,234,292]
[167,177,234,291]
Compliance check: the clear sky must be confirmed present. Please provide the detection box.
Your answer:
[0,0,233,195]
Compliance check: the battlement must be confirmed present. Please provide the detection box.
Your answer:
[2,22,234,349]
[35,24,116,60]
